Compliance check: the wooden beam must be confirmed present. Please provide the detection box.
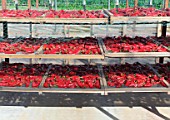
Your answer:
[164,0,169,8]
[28,0,31,9]
[2,0,7,10]
[126,0,129,8]
[36,0,39,9]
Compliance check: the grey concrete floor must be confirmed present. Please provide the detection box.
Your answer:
[0,92,170,120]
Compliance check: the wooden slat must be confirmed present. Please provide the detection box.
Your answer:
[126,0,129,8]
[105,52,170,58]
[106,87,170,93]
[99,38,108,54]
[164,0,169,9]
[0,54,104,59]
[2,0,7,10]
[35,45,43,54]
[122,24,127,36]
[111,17,170,23]
[0,87,104,94]
[0,18,108,24]
[97,65,108,87]
[97,38,105,56]
[36,0,39,9]
[28,0,31,9]
[134,0,138,10]
[103,9,113,17]
[39,65,52,88]
[157,20,162,37]
[147,63,170,87]
[150,37,170,51]
[97,65,107,95]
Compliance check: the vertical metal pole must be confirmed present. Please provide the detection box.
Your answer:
[83,0,86,11]
[2,0,7,10]
[30,22,32,38]
[3,22,9,63]
[115,0,119,12]
[162,21,167,37]
[3,22,8,39]
[90,25,93,37]
[28,0,31,9]
[36,0,39,9]
[108,0,110,10]
[106,24,109,36]
[126,0,129,8]
[159,21,167,63]
[49,0,52,9]
[54,0,57,10]
[15,0,18,10]
[164,0,169,9]
[149,0,153,7]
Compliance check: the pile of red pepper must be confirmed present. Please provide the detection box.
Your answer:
[156,37,170,48]
[103,62,165,88]
[153,62,170,86]
[0,38,43,54]
[110,7,170,16]
[43,37,101,54]
[0,62,48,87]
[104,36,168,52]
[43,65,101,88]
[0,10,105,18]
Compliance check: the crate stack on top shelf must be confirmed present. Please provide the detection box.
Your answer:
[0,0,170,95]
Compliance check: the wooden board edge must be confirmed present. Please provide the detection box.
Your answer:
[39,65,52,88]
[103,9,113,17]
[97,38,105,57]
[105,52,170,58]
[147,63,170,87]
[0,54,104,59]
[0,87,104,94]
[35,45,44,54]
[105,87,170,93]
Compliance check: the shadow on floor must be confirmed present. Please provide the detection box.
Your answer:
[0,92,170,120]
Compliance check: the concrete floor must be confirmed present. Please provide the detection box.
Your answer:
[0,92,170,120]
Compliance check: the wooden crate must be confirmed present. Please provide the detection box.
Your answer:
[0,65,105,95]
[100,38,170,58]
[103,9,170,24]
[0,39,104,60]
[98,64,170,95]
[0,10,108,24]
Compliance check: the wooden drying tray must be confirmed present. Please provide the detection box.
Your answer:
[103,9,170,23]
[0,10,109,24]
[100,38,170,58]
[0,65,105,95]
[0,39,104,59]
[98,64,170,95]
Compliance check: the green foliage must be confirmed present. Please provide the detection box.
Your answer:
[3,0,169,10]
